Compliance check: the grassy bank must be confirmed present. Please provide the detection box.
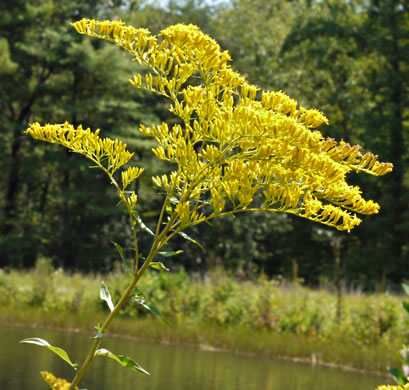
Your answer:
[1,262,407,373]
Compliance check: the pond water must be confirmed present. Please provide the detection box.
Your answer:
[1,324,389,390]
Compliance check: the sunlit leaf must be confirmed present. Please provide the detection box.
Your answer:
[112,241,134,275]
[20,338,75,368]
[134,296,171,326]
[178,231,203,249]
[100,282,115,312]
[95,348,150,375]
[133,212,155,236]
[400,348,409,365]
[158,250,183,258]
[402,283,409,296]
[150,262,170,271]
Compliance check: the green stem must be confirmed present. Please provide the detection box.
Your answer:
[69,212,178,389]
[70,242,159,389]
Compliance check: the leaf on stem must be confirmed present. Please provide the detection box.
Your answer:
[388,368,407,385]
[20,338,76,368]
[133,212,155,236]
[178,231,203,249]
[100,282,115,312]
[150,262,170,272]
[158,250,183,258]
[399,348,409,365]
[95,348,150,375]
[134,296,171,326]
[112,241,134,275]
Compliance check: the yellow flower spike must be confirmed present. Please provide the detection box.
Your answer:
[26,123,134,175]
[40,371,78,390]
[122,166,144,189]
[126,192,138,208]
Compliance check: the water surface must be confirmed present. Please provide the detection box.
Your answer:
[0,325,389,390]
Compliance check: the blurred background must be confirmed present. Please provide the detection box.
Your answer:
[0,0,408,290]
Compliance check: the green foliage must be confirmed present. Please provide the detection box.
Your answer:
[387,284,409,386]
[95,348,149,375]
[20,337,77,369]
[3,266,407,349]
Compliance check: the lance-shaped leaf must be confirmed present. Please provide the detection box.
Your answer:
[177,231,203,249]
[20,338,76,368]
[95,348,150,375]
[158,250,183,258]
[150,262,170,272]
[388,368,407,386]
[399,348,409,365]
[402,283,409,296]
[133,212,155,236]
[112,241,134,275]
[100,282,115,312]
[134,296,170,326]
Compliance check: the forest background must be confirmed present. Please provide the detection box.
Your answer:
[1,0,408,291]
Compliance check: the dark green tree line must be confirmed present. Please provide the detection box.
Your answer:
[0,0,407,289]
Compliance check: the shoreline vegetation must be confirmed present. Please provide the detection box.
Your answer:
[1,260,407,375]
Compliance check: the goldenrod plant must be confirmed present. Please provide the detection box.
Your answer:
[22,19,392,390]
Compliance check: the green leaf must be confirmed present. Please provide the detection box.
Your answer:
[134,296,171,326]
[133,212,155,236]
[150,262,170,271]
[20,338,75,368]
[95,348,150,375]
[402,283,409,296]
[158,250,183,258]
[388,368,407,385]
[400,348,409,365]
[402,301,409,315]
[100,282,115,312]
[112,241,134,275]
[178,231,203,249]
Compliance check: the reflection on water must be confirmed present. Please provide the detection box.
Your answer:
[0,325,388,390]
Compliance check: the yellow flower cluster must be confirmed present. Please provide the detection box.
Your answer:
[40,371,78,390]
[375,384,409,390]
[60,19,394,231]
[26,122,134,176]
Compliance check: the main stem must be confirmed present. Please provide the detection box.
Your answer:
[69,228,170,389]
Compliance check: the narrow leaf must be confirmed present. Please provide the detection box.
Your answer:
[400,348,409,365]
[133,212,155,236]
[178,231,203,249]
[100,282,115,312]
[20,338,75,368]
[158,250,183,258]
[112,241,134,275]
[402,302,409,315]
[134,296,171,326]
[402,283,409,296]
[95,348,150,375]
[388,368,407,385]
[150,262,170,272]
